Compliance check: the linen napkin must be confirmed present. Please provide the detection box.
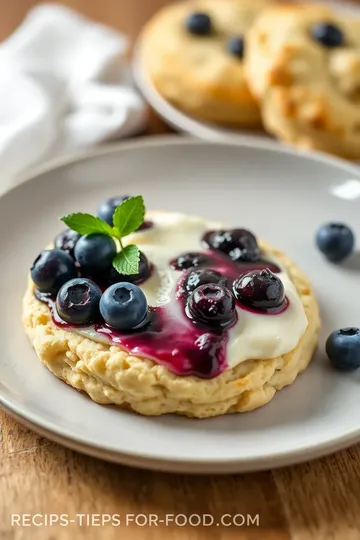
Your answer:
[0,3,147,192]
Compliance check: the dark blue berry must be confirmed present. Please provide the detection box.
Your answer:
[326,328,360,371]
[74,234,116,273]
[170,252,210,271]
[100,283,149,330]
[311,22,344,47]
[31,249,77,294]
[233,269,285,311]
[96,251,151,286]
[56,278,102,325]
[97,195,129,225]
[54,229,80,257]
[185,12,212,36]
[316,222,355,262]
[203,229,260,262]
[227,36,245,58]
[184,269,227,293]
[187,284,236,328]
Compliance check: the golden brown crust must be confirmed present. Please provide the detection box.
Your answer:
[140,0,272,126]
[22,230,320,419]
[245,3,360,158]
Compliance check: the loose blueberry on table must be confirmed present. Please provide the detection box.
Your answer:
[316,222,354,262]
[326,328,360,371]
[31,195,295,378]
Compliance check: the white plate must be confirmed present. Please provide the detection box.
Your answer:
[133,0,360,145]
[2,136,360,474]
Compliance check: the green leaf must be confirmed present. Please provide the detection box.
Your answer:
[112,196,145,237]
[61,213,114,237]
[112,244,140,275]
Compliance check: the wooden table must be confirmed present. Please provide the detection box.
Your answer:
[1,2,360,539]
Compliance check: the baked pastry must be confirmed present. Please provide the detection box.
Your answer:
[23,198,320,418]
[245,3,360,158]
[140,0,272,126]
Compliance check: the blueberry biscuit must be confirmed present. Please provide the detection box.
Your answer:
[141,0,272,126]
[23,210,320,418]
[245,4,360,157]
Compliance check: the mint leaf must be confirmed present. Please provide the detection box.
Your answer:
[61,213,114,237]
[112,196,145,237]
[112,244,140,275]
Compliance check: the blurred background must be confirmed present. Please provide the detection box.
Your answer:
[0,0,170,41]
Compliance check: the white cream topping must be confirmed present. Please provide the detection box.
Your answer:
[77,212,308,370]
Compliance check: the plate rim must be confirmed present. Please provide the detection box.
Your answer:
[3,135,360,473]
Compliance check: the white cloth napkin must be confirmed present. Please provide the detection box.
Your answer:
[0,3,147,191]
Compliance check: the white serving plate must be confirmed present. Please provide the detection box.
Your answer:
[1,136,360,473]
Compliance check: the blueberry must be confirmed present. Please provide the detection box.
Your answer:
[233,269,285,311]
[31,249,77,295]
[227,36,245,58]
[326,328,360,371]
[74,234,117,273]
[97,251,151,286]
[100,283,149,330]
[316,222,355,262]
[170,252,210,271]
[187,284,236,328]
[203,229,260,262]
[54,229,80,257]
[184,269,227,293]
[56,278,102,325]
[311,22,344,48]
[185,12,212,36]
[97,195,130,225]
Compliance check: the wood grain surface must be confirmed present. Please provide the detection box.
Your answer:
[1,2,360,539]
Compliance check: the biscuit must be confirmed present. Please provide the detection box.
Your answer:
[245,4,360,158]
[23,229,320,419]
[141,0,272,126]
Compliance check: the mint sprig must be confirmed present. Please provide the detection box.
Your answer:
[61,213,114,237]
[113,245,140,275]
[61,196,145,275]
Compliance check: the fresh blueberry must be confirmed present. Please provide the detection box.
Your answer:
[311,22,344,48]
[227,36,245,58]
[233,269,285,312]
[31,249,77,294]
[56,278,102,325]
[170,252,210,271]
[203,229,260,262]
[187,284,236,328]
[97,251,151,286]
[184,269,227,293]
[326,328,360,371]
[97,195,130,225]
[54,229,80,257]
[100,283,148,330]
[74,234,117,273]
[185,12,212,35]
[316,222,355,262]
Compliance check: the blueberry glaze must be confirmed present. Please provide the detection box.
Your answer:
[35,242,284,378]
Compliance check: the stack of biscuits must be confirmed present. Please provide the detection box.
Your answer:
[141,0,360,159]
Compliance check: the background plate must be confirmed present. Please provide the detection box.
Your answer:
[133,0,360,146]
[1,136,360,473]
